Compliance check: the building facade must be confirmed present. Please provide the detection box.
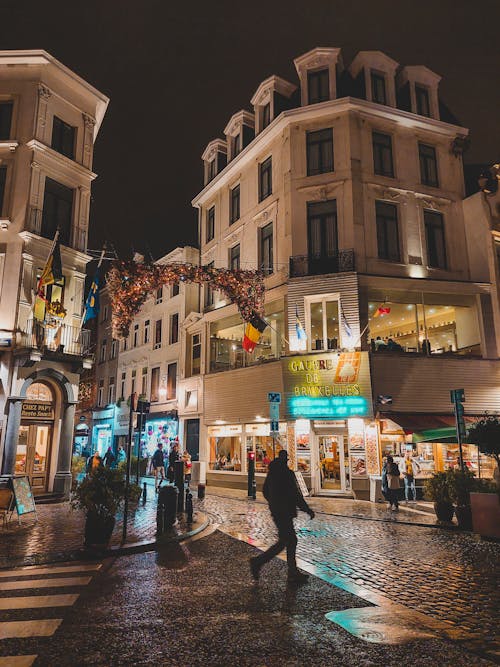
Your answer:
[190,47,500,497]
[0,50,108,497]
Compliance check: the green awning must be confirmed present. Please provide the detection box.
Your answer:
[412,427,457,443]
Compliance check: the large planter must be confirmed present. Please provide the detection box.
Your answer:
[454,504,473,531]
[470,492,500,540]
[434,501,454,522]
[84,512,115,548]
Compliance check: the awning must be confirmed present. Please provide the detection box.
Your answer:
[378,413,477,443]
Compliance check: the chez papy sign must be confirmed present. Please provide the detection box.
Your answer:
[282,352,372,419]
[21,401,54,420]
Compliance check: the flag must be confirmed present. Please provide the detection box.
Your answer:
[295,306,307,342]
[83,271,100,324]
[377,394,393,405]
[372,305,391,318]
[36,238,62,298]
[242,314,267,353]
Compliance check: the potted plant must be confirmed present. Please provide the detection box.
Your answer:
[467,415,500,538]
[71,455,87,489]
[71,467,126,548]
[446,468,476,530]
[424,472,454,522]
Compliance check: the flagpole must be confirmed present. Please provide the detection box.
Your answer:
[33,229,60,310]
[80,244,106,331]
[350,302,388,350]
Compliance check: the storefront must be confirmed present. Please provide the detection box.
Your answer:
[91,406,115,456]
[139,411,178,458]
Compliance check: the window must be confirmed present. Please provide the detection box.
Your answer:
[41,178,73,246]
[141,367,148,395]
[259,222,273,275]
[0,102,13,140]
[155,287,163,304]
[371,72,387,105]
[120,372,126,400]
[170,313,179,344]
[415,85,431,117]
[424,210,447,269]
[151,367,160,402]
[122,337,128,352]
[144,320,150,344]
[308,298,340,351]
[205,261,215,308]
[307,200,338,263]
[110,340,117,359]
[133,323,139,347]
[108,378,115,405]
[308,69,329,104]
[191,333,201,376]
[99,340,107,363]
[230,244,240,271]
[101,305,109,322]
[261,103,271,129]
[0,166,6,216]
[167,362,177,400]
[306,128,334,176]
[131,369,136,396]
[372,132,394,178]
[232,133,241,157]
[375,201,400,262]
[154,319,162,349]
[51,116,75,160]
[97,379,104,407]
[206,206,215,242]
[207,159,216,182]
[171,283,179,297]
[419,143,439,187]
[258,156,272,202]
[230,184,240,224]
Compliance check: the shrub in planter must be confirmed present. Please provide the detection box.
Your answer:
[446,468,482,530]
[424,472,454,522]
[467,415,500,487]
[71,455,87,489]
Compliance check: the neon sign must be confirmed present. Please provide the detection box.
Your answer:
[289,395,369,419]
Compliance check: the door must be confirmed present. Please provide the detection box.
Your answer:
[185,419,200,462]
[319,435,350,492]
[15,424,52,494]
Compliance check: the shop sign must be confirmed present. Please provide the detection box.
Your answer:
[282,352,372,420]
[92,407,115,421]
[21,401,54,420]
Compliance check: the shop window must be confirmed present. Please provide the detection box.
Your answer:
[51,116,76,160]
[419,143,439,187]
[259,222,273,275]
[41,177,73,247]
[230,244,240,271]
[150,367,160,402]
[246,423,286,474]
[154,319,162,349]
[308,69,329,104]
[371,71,387,105]
[0,102,13,140]
[0,166,6,216]
[308,297,339,351]
[191,333,201,376]
[97,379,104,407]
[167,362,177,400]
[368,297,481,355]
[230,184,240,224]
[295,420,311,472]
[209,299,284,372]
[170,313,179,344]
[424,210,447,269]
[375,201,400,262]
[415,85,431,117]
[306,128,334,176]
[144,320,150,344]
[141,367,148,396]
[258,157,272,202]
[372,132,394,178]
[143,417,178,457]
[108,378,115,405]
[208,425,242,471]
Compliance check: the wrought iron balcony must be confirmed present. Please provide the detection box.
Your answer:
[17,320,92,358]
[289,249,355,278]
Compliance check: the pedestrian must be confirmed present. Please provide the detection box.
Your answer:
[168,442,180,483]
[103,446,116,468]
[87,450,103,473]
[401,451,421,503]
[182,449,192,483]
[116,445,126,465]
[151,443,165,492]
[381,456,389,503]
[249,450,315,584]
[385,455,401,511]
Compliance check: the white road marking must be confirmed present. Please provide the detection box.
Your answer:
[0,563,101,578]
[0,618,62,639]
[0,576,92,591]
[0,656,37,666]
[0,594,79,609]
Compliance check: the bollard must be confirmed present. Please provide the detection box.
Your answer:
[248,451,256,499]
[157,485,178,536]
[252,479,257,501]
[197,483,206,500]
[186,489,193,524]
[142,481,147,504]
[174,460,185,513]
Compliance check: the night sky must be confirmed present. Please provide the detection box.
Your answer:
[2,0,500,261]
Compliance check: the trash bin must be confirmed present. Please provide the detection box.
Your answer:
[157,484,178,535]
[370,475,384,503]
[191,461,206,485]
[197,483,206,500]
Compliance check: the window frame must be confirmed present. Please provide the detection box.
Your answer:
[370,71,387,105]
[306,128,334,176]
[41,177,74,246]
[144,319,150,345]
[230,244,240,271]
[150,367,160,402]
[372,131,394,178]
[206,206,215,243]
[259,222,274,276]
[305,295,341,353]
[0,102,13,141]
[415,85,431,117]
[230,184,240,224]
[307,69,330,104]
[51,115,76,160]
[258,156,272,202]
[169,312,179,345]
[154,319,162,349]
[107,378,115,406]
[261,103,271,130]
[0,166,6,216]
[375,200,401,262]
[424,209,447,269]
[167,362,177,400]
[191,333,201,376]
[419,143,439,187]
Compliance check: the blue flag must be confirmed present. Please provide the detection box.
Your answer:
[295,306,307,341]
[83,271,100,324]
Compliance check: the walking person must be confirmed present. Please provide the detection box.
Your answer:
[168,442,180,483]
[151,443,166,492]
[249,450,315,584]
[401,451,421,503]
[116,445,126,465]
[103,446,116,468]
[87,450,103,473]
[385,455,401,511]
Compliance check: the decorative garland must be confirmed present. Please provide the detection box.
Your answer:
[107,261,266,339]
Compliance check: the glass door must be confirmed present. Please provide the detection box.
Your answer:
[15,424,52,494]
[319,435,350,492]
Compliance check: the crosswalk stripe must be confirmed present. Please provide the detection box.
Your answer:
[0,576,92,591]
[0,656,37,666]
[0,564,101,578]
[0,594,79,609]
[0,618,62,639]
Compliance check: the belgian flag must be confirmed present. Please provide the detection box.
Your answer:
[242,313,268,353]
[37,237,62,298]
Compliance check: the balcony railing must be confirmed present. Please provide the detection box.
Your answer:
[26,207,87,252]
[289,249,355,278]
[18,320,91,357]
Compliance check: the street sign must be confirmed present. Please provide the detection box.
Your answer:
[268,392,281,403]
[450,388,466,471]
[269,402,279,421]
[270,420,280,434]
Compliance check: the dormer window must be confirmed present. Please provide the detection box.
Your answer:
[224,111,255,160]
[261,103,271,129]
[371,71,387,105]
[307,69,329,104]
[415,85,431,117]
[232,133,241,158]
[251,77,296,133]
[207,159,216,182]
[202,139,228,185]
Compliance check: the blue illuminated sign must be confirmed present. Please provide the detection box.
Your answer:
[289,395,369,419]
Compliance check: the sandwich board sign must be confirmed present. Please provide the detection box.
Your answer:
[11,476,37,522]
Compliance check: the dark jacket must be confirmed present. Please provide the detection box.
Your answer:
[168,449,180,468]
[263,459,311,518]
[152,449,164,468]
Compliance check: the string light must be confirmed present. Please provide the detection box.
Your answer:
[107,261,265,339]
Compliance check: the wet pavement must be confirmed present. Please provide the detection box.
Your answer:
[2,532,495,666]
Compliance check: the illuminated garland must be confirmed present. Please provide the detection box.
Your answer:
[107,261,265,339]
[78,381,93,403]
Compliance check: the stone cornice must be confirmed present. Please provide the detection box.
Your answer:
[26,139,97,181]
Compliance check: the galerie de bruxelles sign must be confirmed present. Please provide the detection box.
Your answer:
[282,352,372,420]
